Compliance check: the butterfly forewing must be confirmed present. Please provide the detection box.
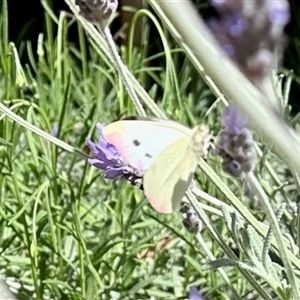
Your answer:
[103,120,192,172]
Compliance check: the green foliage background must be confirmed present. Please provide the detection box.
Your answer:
[1,0,300,300]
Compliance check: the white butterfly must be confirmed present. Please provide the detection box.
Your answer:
[102,117,210,213]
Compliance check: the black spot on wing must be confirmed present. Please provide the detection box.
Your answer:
[145,153,152,158]
[122,116,153,121]
[122,116,139,121]
[121,116,160,121]
[133,139,140,146]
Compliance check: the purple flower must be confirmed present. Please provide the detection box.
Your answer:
[216,105,256,178]
[86,123,143,187]
[268,2,290,25]
[221,105,249,135]
[75,0,118,23]
[207,0,290,80]
[51,123,59,137]
[180,205,202,234]
[189,286,204,300]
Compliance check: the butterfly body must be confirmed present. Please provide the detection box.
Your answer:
[102,118,209,213]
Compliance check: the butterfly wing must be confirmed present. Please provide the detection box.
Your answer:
[102,119,192,172]
[143,137,198,213]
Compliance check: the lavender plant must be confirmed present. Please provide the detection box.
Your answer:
[74,0,146,115]
[75,0,118,24]
[86,123,143,187]
[180,204,202,234]
[1,0,300,299]
[209,0,290,179]
[189,286,204,300]
[216,104,256,178]
[208,0,290,80]
[150,0,300,299]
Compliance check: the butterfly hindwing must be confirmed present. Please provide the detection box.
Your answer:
[143,137,198,213]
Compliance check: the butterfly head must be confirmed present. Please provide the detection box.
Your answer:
[191,124,211,157]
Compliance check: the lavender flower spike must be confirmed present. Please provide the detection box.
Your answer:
[216,105,256,178]
[75,0,118,24]
[51,123,59,137]
[220,104,249,135]
[86,123,143,187]
[189,286,204,300]
[180,205,202,234]
[208,0,290,80]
